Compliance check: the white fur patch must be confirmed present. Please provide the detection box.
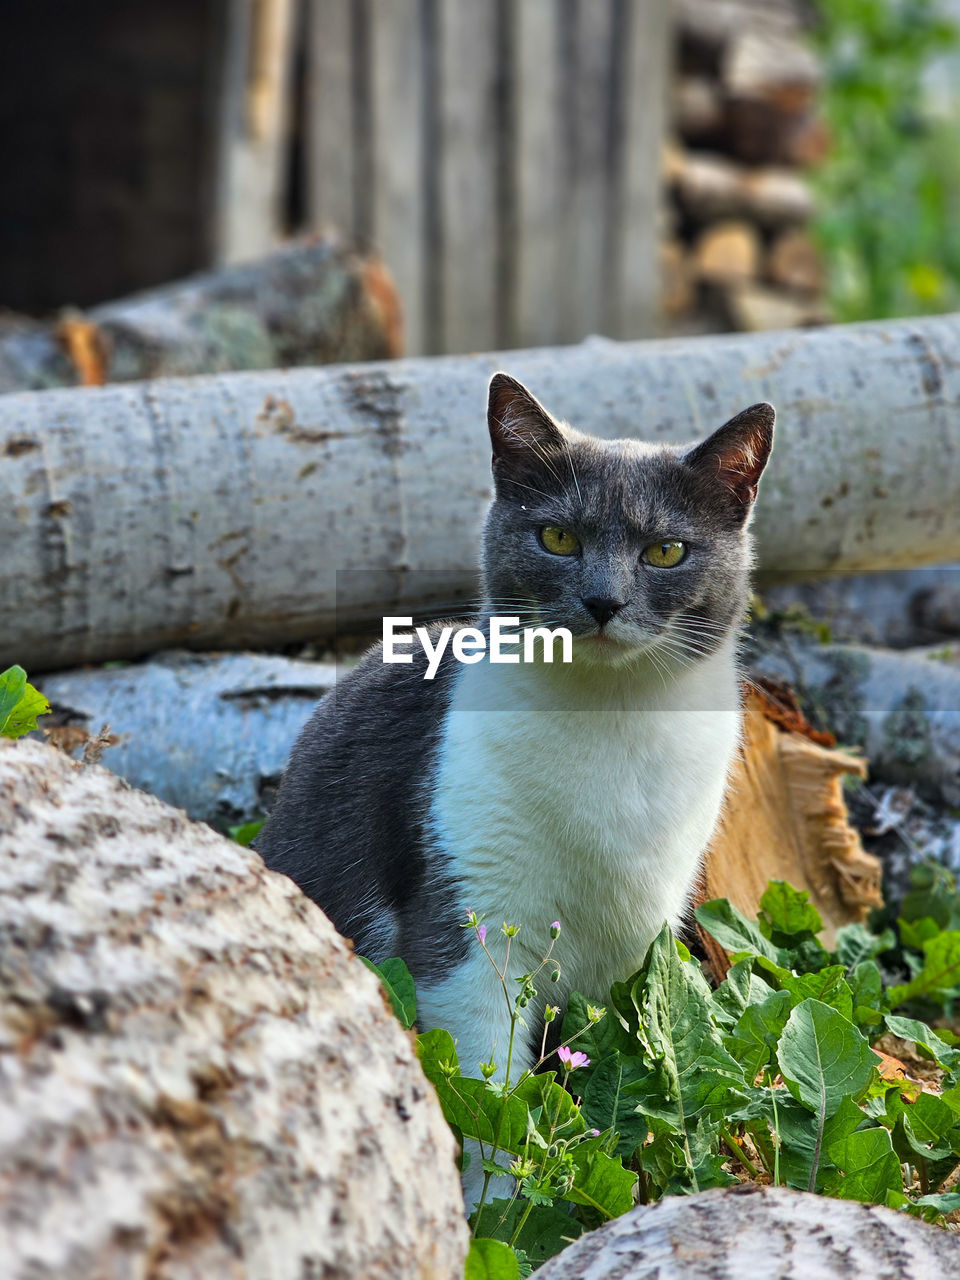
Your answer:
[419,642,741,1095]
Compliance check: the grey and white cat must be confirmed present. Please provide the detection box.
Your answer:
[257,373,773,1192]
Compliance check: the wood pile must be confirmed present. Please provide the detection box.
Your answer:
[664,0,830,334]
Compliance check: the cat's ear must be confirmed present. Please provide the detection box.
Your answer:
[487,373,565,471]
[682,403,775,517]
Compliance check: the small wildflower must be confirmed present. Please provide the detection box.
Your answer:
[479,1058,497,1079]
[477,923,487,943]
[550,920,561,938]
[543,1004,560,1024]
[586,1004,606,1024]
[502,922,520,937]
[588,1128,600,1137]
[557,1045,590,1071]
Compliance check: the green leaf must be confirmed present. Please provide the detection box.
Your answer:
[513,1072,585,1142]
[759,963,855,1022]
[361,956,417,1029]
[899,916,941,950]
[849,960,888,1029]
[890,930,960,1006]
[561,992,634,1073]
[760,881,824,939]
[711,958,775,1029]
[725,989,794,1081]
[695,898,782,963]
[888,1091,958,1163]
[915,1192,960,1216]
[465,1236,520,1280]
[581,1053,649,1158]
[778,999,877,1118]
[834,922,896,971]
[825,1125,903,1203]
[883,1013,960,1069]
[566,1141,637,1219]
[470,1200,583,1266]
[0,665,50,739]
[774,1094,865,1193]
[228,818,265,847]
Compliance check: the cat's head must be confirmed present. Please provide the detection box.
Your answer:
[481,373,774,670]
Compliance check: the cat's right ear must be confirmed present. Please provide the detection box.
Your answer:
[487,373,565,473]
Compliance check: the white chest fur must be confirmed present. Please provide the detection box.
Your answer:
[421,643,741,1066]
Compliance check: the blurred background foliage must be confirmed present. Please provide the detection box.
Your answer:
[813,0,960,321]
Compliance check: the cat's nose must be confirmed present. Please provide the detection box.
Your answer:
[581,596,627,627]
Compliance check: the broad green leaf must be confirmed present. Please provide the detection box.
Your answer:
[915,1192,960,1216]
[758,962,855,1022]
[470,1199,583,1266]
[361,956,417,1029]
[887,1091,958,1163]
[760,881,823,939]
[695,898,782,963]
[777,999,877,1118]
[899,916,941,950]
[627,925,746,1191]
[834,922,896,971]
[566,1142,637,1219]
[0,665,50,739]
[711,958,775,1029]
[883,1013,960,1069]
[581,1053,649,1158]
[465,1236,520,1280]
[725,989,794,1081]
[773,1093,865,1192]
[889,930,960,1006]
[825,1125,903,1203]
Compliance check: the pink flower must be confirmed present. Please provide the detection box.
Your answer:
[557,1046,590,1071]
[477,924,487,943]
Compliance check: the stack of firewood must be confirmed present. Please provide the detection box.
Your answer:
[663,0,830,334]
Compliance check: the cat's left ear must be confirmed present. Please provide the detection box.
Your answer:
[682,403,775,518]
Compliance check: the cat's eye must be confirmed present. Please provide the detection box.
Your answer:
[643,540,686,568]
[539,525,580,556]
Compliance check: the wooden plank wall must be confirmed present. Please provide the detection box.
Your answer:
[305,0,670,355]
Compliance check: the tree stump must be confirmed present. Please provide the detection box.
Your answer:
[0,739,467,1280]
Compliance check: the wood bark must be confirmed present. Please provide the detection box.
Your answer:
[4,313,960,671]
[535,1184,960,1280]
[0,738,468,1280]
[670,151,815,225]
[750,636,960,807]
[0,237,402,394]
[700,683,881,962]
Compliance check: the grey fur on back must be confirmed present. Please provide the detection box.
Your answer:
[255,623,470,979]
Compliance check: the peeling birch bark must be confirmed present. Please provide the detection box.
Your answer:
[0,739,468,1280]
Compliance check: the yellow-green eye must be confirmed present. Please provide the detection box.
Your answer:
[539,526,580,556]
[643,540,686,568]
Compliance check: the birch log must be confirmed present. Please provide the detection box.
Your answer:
[750,637,960,806]
[0,738,468,1280]
[4,313,960,671]
[0,236,402,394]
[535,1184,960,1280]
[36,651,338,827]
